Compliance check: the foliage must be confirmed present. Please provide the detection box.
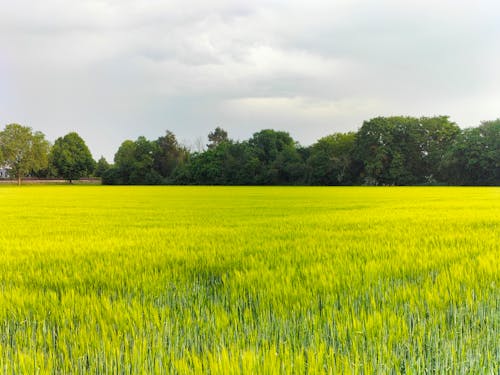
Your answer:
[419,116,461,181]
[74,117,497,186]
[0,123,50,184]
[207,127,229,149]
[441,120,500,185]
[2,115,498,186]
[110,137,162,185]
[102,132,188,185]
[153,130,188,180]
[94,156,110,178]
[248,129,306,185]
[50,132,95,182]
[307,132,356,185]
[180,141,259,185]
[0,186,498,372]
[353,116,461,185]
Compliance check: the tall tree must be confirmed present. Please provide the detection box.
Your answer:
[0,124,50,185]
[207,127,229,149]
[354,116,459,185]
[354,117,393,184]
[50,132,95,183]
[353,117,394,185]
[248,129,305,184]
[419,116,460,182]
[307,132,356,185]
[153,130,188,180]
[107,137,161,185]
[178,140,258,185]
[441,120,500,185]
[94,156,110,177]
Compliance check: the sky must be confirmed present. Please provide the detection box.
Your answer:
[1,0,500,161]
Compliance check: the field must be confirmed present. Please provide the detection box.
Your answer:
[0,186,498,373]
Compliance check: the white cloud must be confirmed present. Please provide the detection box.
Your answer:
[1,0,500,159]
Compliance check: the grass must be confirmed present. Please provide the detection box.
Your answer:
[0,186,498,373]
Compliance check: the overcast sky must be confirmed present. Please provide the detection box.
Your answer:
[1,0,500,160]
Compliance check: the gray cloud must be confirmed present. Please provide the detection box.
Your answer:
[1,0,500,160]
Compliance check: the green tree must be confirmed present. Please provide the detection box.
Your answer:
[113,140,136,182]
[107,137,161,185]
[307,132,356,185]
[441,120,499,185]
[94,156,110,177]
[248,129,305,184]
[178,140,258,185]
[353,117,394,185]
[153,130,188,180]
[50,132,95,183]
[420,116,460,182]
[0,124,50,185]
[354,116,459,185]
[207,127,229,149]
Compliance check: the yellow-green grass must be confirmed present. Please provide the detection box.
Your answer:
[0,186,498,374]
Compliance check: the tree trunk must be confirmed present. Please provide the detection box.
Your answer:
[17,176,21,186]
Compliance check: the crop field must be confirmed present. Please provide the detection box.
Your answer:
[0,186,498,373]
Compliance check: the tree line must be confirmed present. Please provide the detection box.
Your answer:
[0,124,95,185]
[0,116,498,186]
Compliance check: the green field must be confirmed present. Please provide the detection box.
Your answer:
[0,186,498,373]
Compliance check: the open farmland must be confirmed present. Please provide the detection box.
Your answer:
[0,186,498,373]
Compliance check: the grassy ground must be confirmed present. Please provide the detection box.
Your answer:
[0,186,498,373]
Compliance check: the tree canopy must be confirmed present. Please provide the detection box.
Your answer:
[94,156,110,178]
[50,132,95,183]
[307,132,356,185]
[353,116,461,185]
[441,120,500,185]
[0,124,50,185]
[207,127,229,149]
[1,117,498,186]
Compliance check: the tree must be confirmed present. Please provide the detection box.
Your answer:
[419,116,460,182]
[353,116,420,185]
[353,116,459,185]
[50,132,95,183]
[248,129,305,184]
[441,120,499,185]
[178,140,258,185]
[207,127,229,149]
[0,124,50,185]
[105,137,162,185]
[94,156,110,177]
[153,130,188,180]
[307,132,356,185]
